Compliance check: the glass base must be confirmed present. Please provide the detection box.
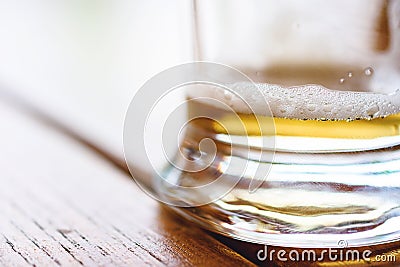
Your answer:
[154,107,400,248]
[166,204,400,248]
[155,140,400,248]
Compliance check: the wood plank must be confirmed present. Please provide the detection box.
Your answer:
[0,100,255,267]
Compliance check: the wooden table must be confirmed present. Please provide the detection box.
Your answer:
[1,93,399,267]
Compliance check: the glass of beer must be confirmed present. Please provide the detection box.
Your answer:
[157,0,400,247]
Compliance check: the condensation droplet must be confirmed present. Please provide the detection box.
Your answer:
[364,67,374,76]
[347,72,353,78]
[223,90,233,100]
[339,78,345,84]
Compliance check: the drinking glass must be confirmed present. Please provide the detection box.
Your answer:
[156,0,400,247]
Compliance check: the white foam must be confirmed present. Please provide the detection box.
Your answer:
[188,83,400,120]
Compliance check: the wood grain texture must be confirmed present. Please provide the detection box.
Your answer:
[0,100,255,267]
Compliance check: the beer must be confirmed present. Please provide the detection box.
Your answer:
[187,72,400,145]
[189,100,400,139]
[159,77,400,247]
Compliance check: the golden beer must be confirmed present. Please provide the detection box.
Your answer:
[159,71,400,247]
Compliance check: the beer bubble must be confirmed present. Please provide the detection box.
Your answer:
[307,104,317,112]
[339,78,345,84]
[366,104,379,118]
[323,104,333,112]
[347,72,353,78]
[188,81,400,121]
[364,67,374,76]
[345,105,353,112]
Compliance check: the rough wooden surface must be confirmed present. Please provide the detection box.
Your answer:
[0,100,255,267]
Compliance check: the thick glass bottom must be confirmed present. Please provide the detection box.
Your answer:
[155,133,400,248]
